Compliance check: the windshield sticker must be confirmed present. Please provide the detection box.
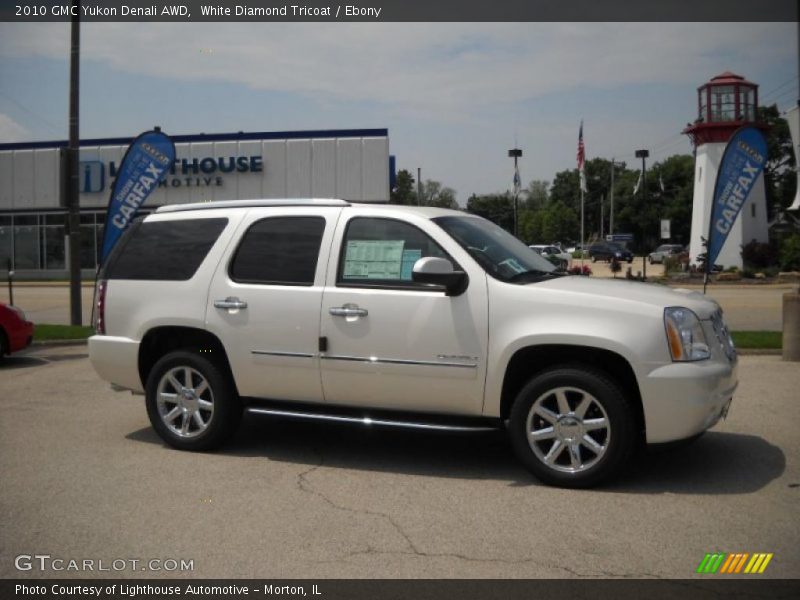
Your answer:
[343,240,406,280]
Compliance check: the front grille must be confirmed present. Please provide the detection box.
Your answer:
[711,310,736,362]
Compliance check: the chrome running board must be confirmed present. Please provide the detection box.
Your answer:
[246,406,499,432]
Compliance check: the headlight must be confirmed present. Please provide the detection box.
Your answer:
[664,307,710,361]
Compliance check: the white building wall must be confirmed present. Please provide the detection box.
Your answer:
[689,141,769,270]
[0,132,390,212]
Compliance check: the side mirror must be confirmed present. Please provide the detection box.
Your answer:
[411,257,468,296]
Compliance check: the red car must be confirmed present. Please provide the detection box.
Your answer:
[0,303,34,358]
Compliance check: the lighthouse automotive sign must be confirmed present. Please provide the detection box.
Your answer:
[706,126,768,271]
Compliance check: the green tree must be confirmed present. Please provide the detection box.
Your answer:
[390,169,417,205]
[419,179,459,209]
[758,104,796,218]
[541,201,579,243]
[523,180,549,210]
[466,193,514,232]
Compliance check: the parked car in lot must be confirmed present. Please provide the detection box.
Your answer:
[89,199,738,488]
[587,242,634,263]
[529,245,572,269]
[0,303,34,358]
[649,244,685,264]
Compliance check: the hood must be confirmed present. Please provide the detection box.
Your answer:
[533,276,720,319]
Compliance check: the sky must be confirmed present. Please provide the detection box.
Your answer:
[0,22,797,204]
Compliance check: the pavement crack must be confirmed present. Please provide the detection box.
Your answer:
[295,450,421,555]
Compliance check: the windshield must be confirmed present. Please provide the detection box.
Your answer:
[433,215,560,284]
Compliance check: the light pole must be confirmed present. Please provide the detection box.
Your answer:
[509,148,522,237]
[67,0,81,325]
[635,149,649,279]
[609,158,624,236]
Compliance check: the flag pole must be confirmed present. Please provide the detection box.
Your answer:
[580,186,585,269]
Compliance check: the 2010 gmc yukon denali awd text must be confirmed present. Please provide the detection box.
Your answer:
[89,199,738,488]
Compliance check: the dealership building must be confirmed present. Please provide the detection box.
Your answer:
[0,128,391,277]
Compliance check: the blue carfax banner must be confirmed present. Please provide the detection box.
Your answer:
[100,130,175,262]
[707,126,768,270]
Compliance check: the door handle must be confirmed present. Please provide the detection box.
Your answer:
[214,297,248,310]
[329,304,368,317]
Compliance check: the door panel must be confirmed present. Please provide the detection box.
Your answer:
[206,207,341,402]
[320,214,488,415]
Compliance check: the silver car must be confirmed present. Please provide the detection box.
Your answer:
[649,244,684,264]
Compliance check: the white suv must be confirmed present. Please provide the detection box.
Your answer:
[89,199,738,487]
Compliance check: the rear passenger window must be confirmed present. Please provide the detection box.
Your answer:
[230,217,325,286]
[105,218,228,281]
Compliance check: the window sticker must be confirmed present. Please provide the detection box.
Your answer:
[343,240,406,280]
[400,249,423,281]
[498,257,527,274]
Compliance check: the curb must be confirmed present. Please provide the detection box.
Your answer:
[736,348,782,356]
[31,339,89,348]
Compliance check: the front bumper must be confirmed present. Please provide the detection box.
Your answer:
[9,321,34,353]
[639,358,738,444]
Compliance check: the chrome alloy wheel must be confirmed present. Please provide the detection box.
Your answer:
[156,366,215,438]
[525,386,610,473]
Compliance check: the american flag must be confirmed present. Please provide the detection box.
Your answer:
[577,120,587,192]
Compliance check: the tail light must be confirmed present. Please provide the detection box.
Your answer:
[95,279,107,335]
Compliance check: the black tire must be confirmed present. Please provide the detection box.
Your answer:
[0,328,7,360]
[590,255,597,263]
[145,350,241,451]
[508,365,637,488]
[648,257,654,265]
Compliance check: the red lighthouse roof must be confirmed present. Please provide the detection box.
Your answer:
[704,71,756,87]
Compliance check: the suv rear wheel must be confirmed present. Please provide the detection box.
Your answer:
[145,350,241,451]
[508,366,636,488]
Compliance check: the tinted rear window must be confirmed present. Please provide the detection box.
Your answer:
[105,218,228,281]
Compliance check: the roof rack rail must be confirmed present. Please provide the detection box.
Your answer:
[156,198,351,213]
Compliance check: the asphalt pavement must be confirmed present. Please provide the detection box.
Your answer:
[0,346,797,579]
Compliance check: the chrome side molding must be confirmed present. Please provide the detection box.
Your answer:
[246,406,499,432]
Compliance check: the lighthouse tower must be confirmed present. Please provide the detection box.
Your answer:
[683,72,769,269]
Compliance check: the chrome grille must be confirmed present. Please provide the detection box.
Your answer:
[711,310,736,362]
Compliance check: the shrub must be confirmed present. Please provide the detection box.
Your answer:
[568,265,592,276]
[741,240,778,269]
[779,234,800,271]
[663,256,682,274]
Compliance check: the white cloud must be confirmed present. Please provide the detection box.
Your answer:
[1,22,793,120]
[0,113,29,142]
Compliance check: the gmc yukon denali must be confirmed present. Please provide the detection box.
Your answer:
[89,199,738,487]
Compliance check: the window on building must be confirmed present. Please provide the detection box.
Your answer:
[0,216,12,270]
[13,215,40,270]
[44,214,66,270]
[230,217,326,286]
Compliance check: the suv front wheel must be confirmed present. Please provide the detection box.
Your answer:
[145,350,242,451]
[508,366,636,488]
